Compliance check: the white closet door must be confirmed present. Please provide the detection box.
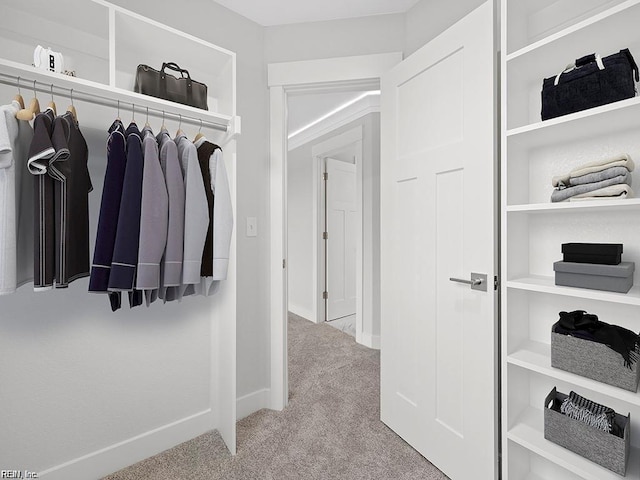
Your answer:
[326,158,357,321]
[380,2,497,479]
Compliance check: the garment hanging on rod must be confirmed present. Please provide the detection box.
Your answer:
[0,72,229,132]
[0,97,34,295]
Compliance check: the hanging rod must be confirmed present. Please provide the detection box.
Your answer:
[0,72,229,132]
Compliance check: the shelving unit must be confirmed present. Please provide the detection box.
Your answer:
[0,0,239,132]
[502,0,640,478]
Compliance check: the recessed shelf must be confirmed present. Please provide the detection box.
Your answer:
[507,199,640,213]
[507,340,640,406]
[507,275,640,306]
[507,407,640,480]
[506,0,640,61]
[506,95,640,148]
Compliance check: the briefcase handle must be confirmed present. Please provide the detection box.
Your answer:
[161,62,192,81]
[554,53,605,86]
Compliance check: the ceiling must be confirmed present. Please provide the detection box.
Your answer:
[213,0,421,26]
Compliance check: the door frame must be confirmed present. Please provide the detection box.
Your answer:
[311,128,363,330]
[268,53,402,410]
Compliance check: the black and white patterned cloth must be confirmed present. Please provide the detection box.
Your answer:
[560,391,615,433]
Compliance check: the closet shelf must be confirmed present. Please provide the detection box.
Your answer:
[506,0,640,62]
[507,340,640,406]
[506,198,640,213]
[0,58,238,133]
[507,275,640,305]
[507,407,640,480]
[506,95,640,149]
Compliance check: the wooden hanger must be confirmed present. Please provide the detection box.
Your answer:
[116,100,121,121]
[47,84,57,115]
[193,118,205,142]
[144,106,150,128]
[16,79,40,121]
[13,76,25,109]
[67,88,77,122]
[161,110,166,130]
[175,114,183,137]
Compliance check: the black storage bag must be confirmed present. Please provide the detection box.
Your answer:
[134,62,208,110]
[541,49,638,121]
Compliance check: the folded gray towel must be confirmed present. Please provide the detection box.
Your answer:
[569,166,632,186]
[551,172,632,202]
[570,184,634,201]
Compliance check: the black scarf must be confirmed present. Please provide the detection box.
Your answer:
[556,310,640,369]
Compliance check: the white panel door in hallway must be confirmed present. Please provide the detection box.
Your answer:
[380,3,497,479]
[325,158,357,321]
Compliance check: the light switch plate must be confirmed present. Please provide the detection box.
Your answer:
[246,217,257,237]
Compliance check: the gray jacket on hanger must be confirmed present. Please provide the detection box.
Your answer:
[136,126,169,305]
[175,133,209,296]
[157,128,184,302]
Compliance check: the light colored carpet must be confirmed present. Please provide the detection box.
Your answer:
[103,313,448,480]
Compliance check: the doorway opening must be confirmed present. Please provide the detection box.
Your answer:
[268,53,402,411]
[286,89,380,341]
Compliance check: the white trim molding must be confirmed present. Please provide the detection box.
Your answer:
[268,53,402,87]
[39,410,215,480]
[288,304,315,322]
[236,389,271,421]
[269,53,401,411]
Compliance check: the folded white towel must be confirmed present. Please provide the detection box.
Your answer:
[569,183,634,201]
[552,153,635,187]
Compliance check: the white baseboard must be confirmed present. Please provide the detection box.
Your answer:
[39,410,215,480]
[288,304,315,323]
[360,332,381,350]
[236,388,271,420]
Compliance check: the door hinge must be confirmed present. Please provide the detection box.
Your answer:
[494,275,499,290]
[323,291,328,300]
[283,259,286,269]
[323,172,328,181]
[323,231,328,240]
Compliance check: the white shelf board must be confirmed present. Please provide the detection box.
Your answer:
[507,340,640,406]
[507,275,640,306]
[506,198,640,213]
[506,0,640,62]
[506,95,640,150]
[507,407,640,480]
[0,58,233,130]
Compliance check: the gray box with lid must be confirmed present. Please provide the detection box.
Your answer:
[554,261,635,293]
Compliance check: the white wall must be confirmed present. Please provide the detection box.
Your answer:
[286,113,381,338]
[265,14,405,63]
[404,0,488,56]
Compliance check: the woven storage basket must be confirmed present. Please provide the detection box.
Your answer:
[551,323,640,392]
[544,387,630,475]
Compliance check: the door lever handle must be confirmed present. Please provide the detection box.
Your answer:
[449,273,487,292]
[449,277,482,286]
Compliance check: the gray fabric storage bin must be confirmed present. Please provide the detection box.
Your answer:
[544,388,630,475]
[551,328,640,392]
[554,261,635,293]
